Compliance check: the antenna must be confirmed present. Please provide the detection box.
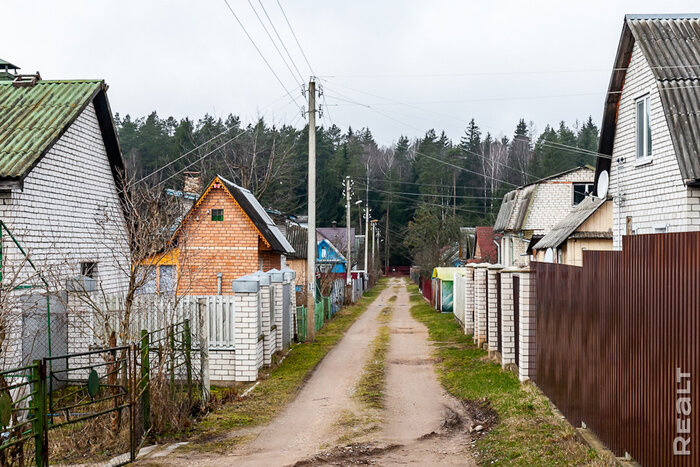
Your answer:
[597,170,609,199]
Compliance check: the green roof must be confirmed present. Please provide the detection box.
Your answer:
[0,80,105,179]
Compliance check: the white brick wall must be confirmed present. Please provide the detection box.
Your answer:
[260,284,276,366]
[610,42,700,249]
[487,265,503,354]
[234,291,262,382]
[272,281,284,350]
[499,270,517,368]
[473,265,489,347]
[464,266,475,335]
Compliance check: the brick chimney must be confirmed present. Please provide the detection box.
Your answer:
[183,172,202,196]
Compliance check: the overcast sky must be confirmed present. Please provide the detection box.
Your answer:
[4,1,699,146]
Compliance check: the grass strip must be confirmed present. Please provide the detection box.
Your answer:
[182,279,389,452]
[354,308,393,409]
[407,284,602,466]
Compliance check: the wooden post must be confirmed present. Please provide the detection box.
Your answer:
[184,319,193,404]
[140,330,150,433]
[31,360,47,467]
[198,299,210,405]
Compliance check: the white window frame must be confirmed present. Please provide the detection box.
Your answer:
[635,94,652,160]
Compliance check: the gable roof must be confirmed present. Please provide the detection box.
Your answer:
[317,227,355,254]
[596,15,700,186]
[216,176,294,254]
[533,197,608,250]
[318,237,347,263]
[0,80,123,182]
[473,226,500,263]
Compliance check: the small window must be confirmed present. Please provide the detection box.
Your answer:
[573,183,593,205]
[211,209,224,221]
[321,247,327,259]
[158,265,175,294]
[81,262,97,278]
[636,95,652,159]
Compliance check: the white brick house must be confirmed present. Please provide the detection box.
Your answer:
[0,75,129,366]
[595,15,700,249]
[493,166,595,266]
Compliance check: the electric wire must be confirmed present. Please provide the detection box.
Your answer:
[256,0,306,84]
[276,0,315,77]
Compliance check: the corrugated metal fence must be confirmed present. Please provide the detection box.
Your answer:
[535,232,700,466]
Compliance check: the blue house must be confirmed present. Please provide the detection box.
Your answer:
[317,238,347,274]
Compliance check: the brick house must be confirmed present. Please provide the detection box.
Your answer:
[594,14,700,249]
[169,175,294,295]
[493,166,595,266]
[0,71,130,365]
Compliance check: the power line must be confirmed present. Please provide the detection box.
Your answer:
[356,183,501,200]
[276,0,315,77]
[247,0,303,85]
[256,0,306,83]
[221,0,303,110]
[349,176,490,191]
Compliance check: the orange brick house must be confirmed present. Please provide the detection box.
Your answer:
[162,175,294,295]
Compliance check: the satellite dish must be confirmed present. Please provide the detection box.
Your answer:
[544,248,554,263]
[597,170,609,199]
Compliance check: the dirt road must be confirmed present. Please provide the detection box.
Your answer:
[157,278,475,466]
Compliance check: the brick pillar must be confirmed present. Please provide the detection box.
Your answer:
[252,271,274,366]
[518,268,536,382]
[473,263,490,347]
[487,264,504,357]
[464,264,475,335]
[499,267,520,370]
[233,275,262,382]
[267,268,285,351]
[453,271,465,328]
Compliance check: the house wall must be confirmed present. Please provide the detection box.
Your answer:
[0,102,130,293]
[287,258,307,302]
[178,185,260,295]
[522,168,595,236]
[561,239,613,267]
[259,248,281,271]
[501,234,530,267]
[610,42,700,249]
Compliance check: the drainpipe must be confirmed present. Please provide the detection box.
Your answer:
[217,272,223,295]
[493,239,501,265]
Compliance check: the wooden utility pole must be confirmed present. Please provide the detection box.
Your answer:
[345,176,352,286]
[384,206,390,275]
[453,169,457,217]
[306,80,316,341]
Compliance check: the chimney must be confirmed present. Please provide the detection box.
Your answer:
[332,220,337,228]
[184,172,202,196]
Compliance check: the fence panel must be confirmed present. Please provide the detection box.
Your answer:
[535,232,700,466]
[513,275,520,367]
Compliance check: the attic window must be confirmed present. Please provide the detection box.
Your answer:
[573,183,592,205]
[636,95,652,159]
[81,262,97,279]
[211,209,224,221]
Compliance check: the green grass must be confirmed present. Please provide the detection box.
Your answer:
[182,279,389,452]
[354,312,392,409]
[407,285,603,466]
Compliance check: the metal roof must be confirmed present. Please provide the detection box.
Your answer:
[533,197,608,250]
[218,176,295,254]
[284,222,308,259]
[0,59,19,70]
[493,190,517,232]
[596,15,700,185]
[0,80,105,179]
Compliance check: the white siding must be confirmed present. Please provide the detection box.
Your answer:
[610,42,700,249]
[2,102,129,293]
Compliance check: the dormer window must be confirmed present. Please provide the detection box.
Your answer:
[636,95,652,159]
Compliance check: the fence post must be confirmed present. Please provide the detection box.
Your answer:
[233,275,261,382]
[268,269,284,352]
[474,263,491,347]
[197,298,210,404]
[465,264,476,335]
[517,267,537,382]
[487,264,504,358]
[169,324,175,390]
[499,267,519,370]
[140,330,150,433]
[31,360,47,467]
[184,319,193,404]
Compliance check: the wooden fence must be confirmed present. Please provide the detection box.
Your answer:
[534,232,700,466]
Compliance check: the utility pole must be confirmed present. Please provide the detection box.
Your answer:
[306,80,316,341]
[384,207,390,275]
[453,169,457,217]
[345,176,352,286]
[364,206,369,273]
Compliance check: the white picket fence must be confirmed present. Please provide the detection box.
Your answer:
[95,294,236,350]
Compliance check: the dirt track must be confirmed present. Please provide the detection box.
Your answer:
[155,278,475,466]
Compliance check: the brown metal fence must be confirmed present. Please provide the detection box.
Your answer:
[513,275,520,367]
[534,232,700,466]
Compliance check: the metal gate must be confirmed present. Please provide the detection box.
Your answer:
[513,275,520,367]
[282,283,291,349]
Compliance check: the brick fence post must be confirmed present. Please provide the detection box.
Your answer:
[474,263,491,347]
[518,267,537,382]
[267,268,285,351]
[487,264,504,357]
[499,266,519,370]
[281,267,296,348]
[464,264,475,335]
[232,275,262,382]
[252,271,275,366]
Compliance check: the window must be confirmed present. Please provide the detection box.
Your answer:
[573,183,593,205]
[211,209,224,221]
[158,265,175,294]
[321,247,327,259]
[636,95,652,159]
[81,262,97,278]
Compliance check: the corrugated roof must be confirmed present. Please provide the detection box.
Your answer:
[533,197,607,250]
[596,15,700,184]
[218,176,295,254]
[432,267,464,281]
[0,80,104,179]
[494,190,517,232]
[285,222,308,259]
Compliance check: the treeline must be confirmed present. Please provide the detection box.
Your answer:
[116,112,599,268]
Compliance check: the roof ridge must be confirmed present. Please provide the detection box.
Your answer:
[626,14,700,21]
